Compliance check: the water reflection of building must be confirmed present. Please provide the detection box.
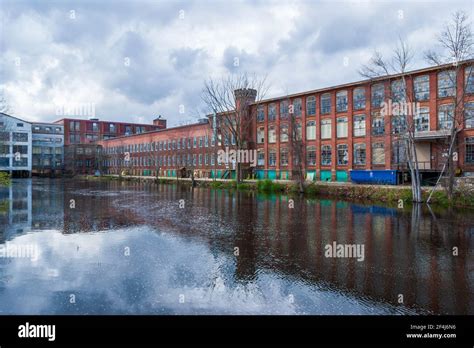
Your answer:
[0,179,67,241]
[0,179,471,314]
[119,184,471,315]
[31,179,65,231]
[0,179,32,241]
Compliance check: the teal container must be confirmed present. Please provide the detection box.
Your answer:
[267,170,277,180]
[336,170,348,182]
[320,170,332,181]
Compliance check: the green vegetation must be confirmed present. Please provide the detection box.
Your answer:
[90,175,474,208]
[0,199,8,213]
[256,179,285,193]
[0,172,10,187]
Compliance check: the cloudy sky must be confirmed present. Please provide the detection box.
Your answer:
[1,0,473,127]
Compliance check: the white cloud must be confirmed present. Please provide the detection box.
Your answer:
[0,0,472,126]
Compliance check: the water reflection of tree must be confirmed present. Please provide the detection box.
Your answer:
[233,191,258,282]
[19,179,472,315]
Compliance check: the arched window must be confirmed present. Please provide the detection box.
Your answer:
[336,90,348,112]
[306,96,316,116]
[306,121,316,140]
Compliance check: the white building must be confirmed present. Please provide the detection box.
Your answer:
[0,113,32,177]
[32,122,64,176]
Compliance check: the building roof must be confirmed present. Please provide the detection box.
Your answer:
[0,112,32,124]
[53,117,160,126]
[32,121,64,126]
[254,59,474,104]
[99,120,209,142]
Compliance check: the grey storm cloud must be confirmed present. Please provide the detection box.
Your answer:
[0,0,473,126]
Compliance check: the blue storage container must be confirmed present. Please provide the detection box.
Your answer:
[350,170,398,185]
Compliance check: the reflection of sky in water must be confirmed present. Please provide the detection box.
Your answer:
[2,179,470,315]
[0,227,413,315]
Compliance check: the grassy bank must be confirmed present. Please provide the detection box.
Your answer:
[87,175,474,208]
[0,172,11,187]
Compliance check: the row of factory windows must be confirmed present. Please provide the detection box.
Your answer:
[256,67,474,121]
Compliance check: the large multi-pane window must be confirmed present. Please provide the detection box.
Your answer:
[465,102,474,129]
[466,137,474,163]
[336,90,348,112]
[336,117,348,138]
[306,96,316,116]
[257,149,264,166]
[280,100,289,119]
[321,119,332,139]
[353,87,366,110]
[280,124,289,142]
[415,107,430,132]
[372,143,385,165]
[392,114,407,135]
[257,105,265,122]
[268,149,277,166]
[321,93,331,114]
[12,158,27,166]
[280,148,289,166]
[12,132,28,142]
[391,140,407,166]
[257,127,265,144]
[337,144,348,165]
[13,145,28,154]
[438,104,454,130]
[306,146,316,165]
[438,70,456,97]
[371,83,385,108]
[353,143,366,165]
[292,98,302,117]
[306,121,316,140]
[371,111,385,136]
[321,145,332,166]
[69,121,80,131]
[268,103,276,121]
[465,66,474,94]
[414,75,430,101]
[268,125,276,143]
[353,115,366,137]
[391,79,406,102]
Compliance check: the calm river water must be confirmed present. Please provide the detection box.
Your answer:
[0,178,472,315]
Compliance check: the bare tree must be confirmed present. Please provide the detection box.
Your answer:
[425,11,474,202]
[143,138,160,179]
[360,38,423,202]
[201,73,269,183]
[109,139,127,178]
[285,94,305,193]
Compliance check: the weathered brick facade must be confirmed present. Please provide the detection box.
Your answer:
[98,61,474,182]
